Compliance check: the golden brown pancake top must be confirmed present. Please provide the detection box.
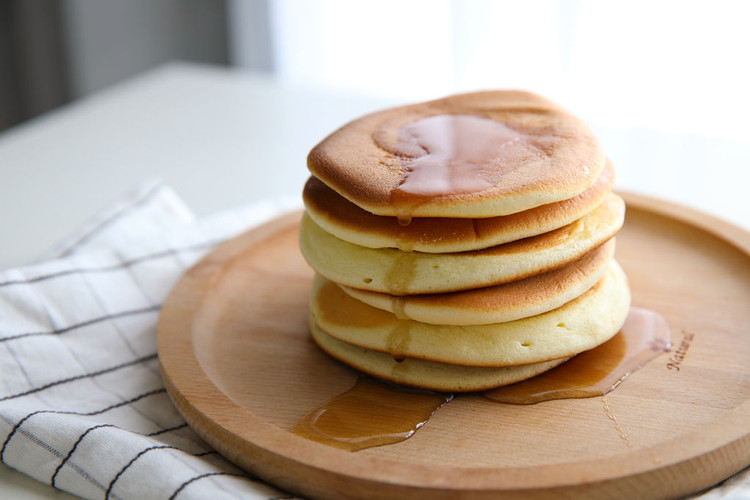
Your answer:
[308,90,605,218]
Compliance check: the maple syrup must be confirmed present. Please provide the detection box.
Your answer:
[397,216,413,227]
[383,250,418,293]
[292,377,452,451]
[293,308,671,451]
[391,114,536,199]
[484,307,672,404]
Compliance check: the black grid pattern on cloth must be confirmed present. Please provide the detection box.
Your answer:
[0,183,302,499]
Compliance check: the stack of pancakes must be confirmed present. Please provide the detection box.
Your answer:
[300,90,630,392]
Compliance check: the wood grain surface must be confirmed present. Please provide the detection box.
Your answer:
[157,192,750,499]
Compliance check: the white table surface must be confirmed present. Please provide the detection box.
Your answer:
[1,62,748,498]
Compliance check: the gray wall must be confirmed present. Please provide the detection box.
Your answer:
[0,0,242,131]
[0,1,70,130]
[61,0,230,98]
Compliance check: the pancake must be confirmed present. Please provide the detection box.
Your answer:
[303,159,615,253]
[300,193,625,295]
[310,319,570,392]
[310,260,630,367]
[340,238,615,325]
[307,90,605,219]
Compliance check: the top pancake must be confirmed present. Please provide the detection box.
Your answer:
[307,90,606,218]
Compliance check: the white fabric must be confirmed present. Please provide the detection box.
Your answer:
[0,181,746,499]
[0,181,300,499]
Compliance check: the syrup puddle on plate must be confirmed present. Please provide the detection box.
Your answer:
[293,307,671,451]
[292,377,452,451]
[485,307,672,404]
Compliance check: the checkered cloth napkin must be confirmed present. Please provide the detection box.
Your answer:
[1,181,747,499]
[0,181,301,499]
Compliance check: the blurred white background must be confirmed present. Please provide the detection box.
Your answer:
[3,0,749,144]
[247,0,750,144]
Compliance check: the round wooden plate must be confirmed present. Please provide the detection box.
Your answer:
[157,192,750,499]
